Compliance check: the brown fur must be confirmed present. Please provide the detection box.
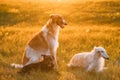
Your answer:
[19,55,54,74]
[22,52,29,65]
[20,14,67,70]
[28,31,48,51]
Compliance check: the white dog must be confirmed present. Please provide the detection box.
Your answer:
[67,47,109,72]
[11,14,67,70]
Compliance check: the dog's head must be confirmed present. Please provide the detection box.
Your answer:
[94,46,109,60]
[49,14,67,28]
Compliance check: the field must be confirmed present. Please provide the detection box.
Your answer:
[0,0,120,80]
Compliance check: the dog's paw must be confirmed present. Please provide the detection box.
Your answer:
[103,67,108,70]
[67,64,71,67]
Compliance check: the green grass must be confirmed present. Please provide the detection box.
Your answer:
[0,0,120,80]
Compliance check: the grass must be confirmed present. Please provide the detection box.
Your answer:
[0,0,120,80]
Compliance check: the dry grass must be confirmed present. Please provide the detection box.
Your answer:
[0,0,120,80]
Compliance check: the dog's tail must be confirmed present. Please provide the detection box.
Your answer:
[11,63,23,68]
[11,51,28,69]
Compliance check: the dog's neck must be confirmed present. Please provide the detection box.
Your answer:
[91,50,101,60]
[42,20,59,40]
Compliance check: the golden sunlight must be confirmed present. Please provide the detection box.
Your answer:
[0,0,120,80]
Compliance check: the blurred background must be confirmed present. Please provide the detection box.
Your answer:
[0,0,120,26]
[0,0,120,80]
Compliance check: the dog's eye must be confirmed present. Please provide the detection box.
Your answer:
[101,51,104,53]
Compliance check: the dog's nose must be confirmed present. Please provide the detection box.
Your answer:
[63,20,67,25]
[106,57,109,60]
[64,22,67,25]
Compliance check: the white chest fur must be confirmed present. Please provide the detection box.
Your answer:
[42,26,59,52]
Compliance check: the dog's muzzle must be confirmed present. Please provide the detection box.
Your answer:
[103,56,109,60]
[101,52,109,60]
[63,20,67,25]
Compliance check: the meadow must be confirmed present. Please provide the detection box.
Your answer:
[0,0,120,80]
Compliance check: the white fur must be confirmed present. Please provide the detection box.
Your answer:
[42,26,59,51]
[24,45,50,66]
[41,26,49,36]
[11,14,67,70]
[11,63,23,68]
[11,26,59,68]
[68,46,109,72]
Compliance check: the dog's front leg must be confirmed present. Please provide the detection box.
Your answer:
[50,49,58,71]
[47,36,58,71]
[87,63,94,72]
[96,59,105,72]
[53,52,58,70]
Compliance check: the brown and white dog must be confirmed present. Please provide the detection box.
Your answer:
[11,14,67,70]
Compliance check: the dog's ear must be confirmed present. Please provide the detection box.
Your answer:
[49,14,56,23]
[94,46,99,52]
[50,14,61,24]
[50,14,57,20]
[50,14,54,18]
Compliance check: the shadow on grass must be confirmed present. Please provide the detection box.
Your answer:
[0,4,42,26]
[0,1,120,26]
[66,67,107,80]
[0,65,60,80]
[16,70,60,80]
[68,1,120,26]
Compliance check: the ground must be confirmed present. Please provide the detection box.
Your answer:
[0,0,120,80]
